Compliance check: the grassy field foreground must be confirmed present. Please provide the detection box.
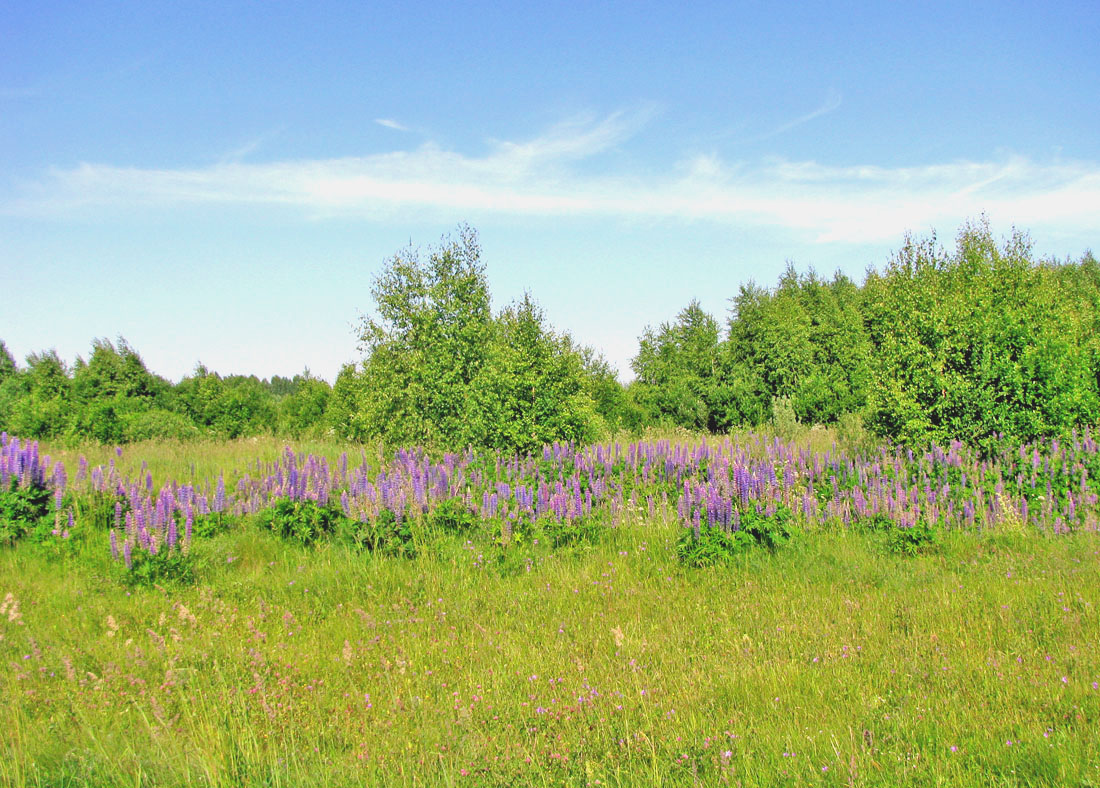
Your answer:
[2,515,1099,787]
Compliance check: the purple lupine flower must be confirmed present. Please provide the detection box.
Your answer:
[53,463,67,510]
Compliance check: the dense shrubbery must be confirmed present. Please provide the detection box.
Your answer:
[631,218,1100,450]
[0,338,336,445]
[2,219,1098,451]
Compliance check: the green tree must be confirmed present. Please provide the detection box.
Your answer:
[175,366,276,439]
[8,350,73,439]
[0,341,15,385]
[466,295,599,452]
[718,266,873,429]
[278,370,332,438]
[863,219,1100,448]
[68,338,173,443]
[325,363,368,441]
[354,226,495,447]
[578,347,642,433]
[630,300,721,430]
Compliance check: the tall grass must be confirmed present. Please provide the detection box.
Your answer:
[3,500,1098,786]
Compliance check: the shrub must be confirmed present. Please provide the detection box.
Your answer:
[123,408,201,442]
[886,522,940,555]
[337,509,417,558]
[675,526,755,567]
[739,506,795,550]
[539,514,603,549]
[0,480,52,546]
[428,497,478,534]
[257,498,345,546]
[675,505,794,567]
[120,547,196,587]
[770,395,802,441]
[192,511,235,539]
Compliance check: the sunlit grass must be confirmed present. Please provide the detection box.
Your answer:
[2,499,1098,786]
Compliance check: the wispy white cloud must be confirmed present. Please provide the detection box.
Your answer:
[767,88,843,138]
[6,112,1099,244]
[374,118,410,132]
[217,126,285,164]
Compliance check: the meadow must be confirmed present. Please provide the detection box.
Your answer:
[2,430,1099,787]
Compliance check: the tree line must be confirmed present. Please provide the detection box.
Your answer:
[2,219,1097,451]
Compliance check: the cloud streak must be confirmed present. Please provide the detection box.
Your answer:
[6,113,1099,244]
[767,89,843,138]
[374,118,410,132]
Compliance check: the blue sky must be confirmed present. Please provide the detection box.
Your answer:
[2,0,1098,382]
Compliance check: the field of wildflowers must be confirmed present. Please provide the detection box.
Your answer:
[2,430,1099,786]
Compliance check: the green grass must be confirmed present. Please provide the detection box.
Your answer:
[2,505,1099,787]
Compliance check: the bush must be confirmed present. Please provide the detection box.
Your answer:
[675,526,755,567]
[885,522,940,555]
[770,396,802,441]
[0,481,52,546]
[337,509,417,557]
[675,505,794,567]
[836,411,873,453]
[539,514,603,549]
[192,511,234,539]
[123,408,201,442]
[428,497,478,534]
[119,548,196,587]
[739,506,795,550]
[257,498,345,546]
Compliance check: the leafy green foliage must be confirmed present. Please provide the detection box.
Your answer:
[631,300,721,430]
[0,340,15,384]
[4,219,1099,453]
[769,395,802,441]
[257,498,418,558]
[739,506,795,550]
[466,296,599,452]
[719,268,872,429]
[353,225,495,448]
[348,227,601,451]
[885,522,941,555]
[119,548,196,587]
[675,506,794,567]
[633,219,1100,449]
[428,497,478,534]
[863,219,1100,449]
[175,367,277,439]
[277,372,331,438]
[256,498,346,546]
[192,512,234,539]
[539,513,603,549]
[0,481,52,546]
[675,526,755,567]
[336,509,417,557]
